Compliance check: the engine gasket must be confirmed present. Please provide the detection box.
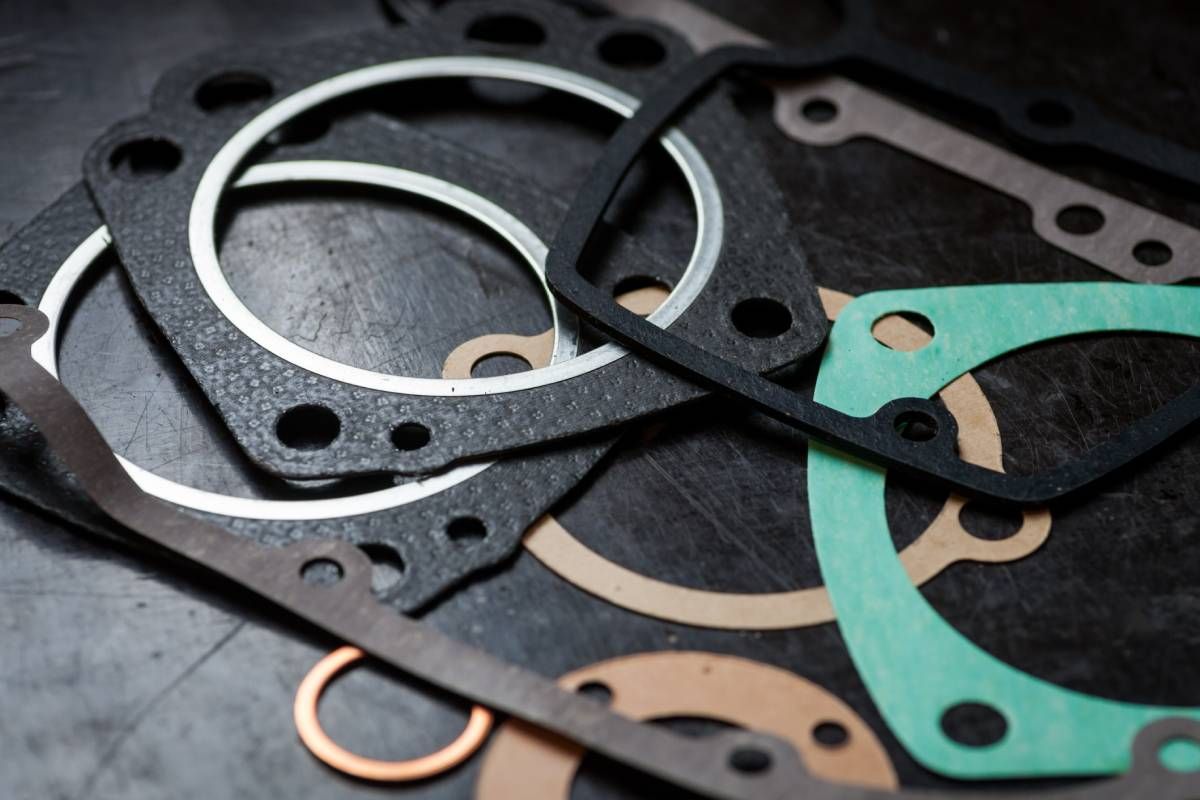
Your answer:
[461,288,1050,630]
[808,282,1200,778]
[474,650,899,796]
[0,124,641,611]
[605,0,1200,284]
[542,20,1200,503]
[79,0,827,480]
[0,301,1196,800]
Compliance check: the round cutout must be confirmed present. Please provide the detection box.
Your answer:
[108,137,182,181]
[1055,204,1105,235]
[1133,240,1172,267]
[358,543,406,594]
[958,501,1023,541]
[812,720,849,748]
[728,746,772,774]
[801,98,838,123]
[893,410,939,442]
[300,558,344,587]
[446,516,487,543]
[391,422,431,451]
[276,404,341,450]
[731,298,792,339]
[940,702,1007,748]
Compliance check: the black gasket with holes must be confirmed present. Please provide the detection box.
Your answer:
[79,0,827,480]
[0,113,694,611]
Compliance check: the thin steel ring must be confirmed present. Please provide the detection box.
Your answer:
[189,56,722,397]
[294,645,493,782]
[33,160,574,521]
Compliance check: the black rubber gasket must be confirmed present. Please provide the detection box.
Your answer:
[543,17,1200,505]
[78,0,827,480]
[0,300,1197,800]
[0,115,642,612]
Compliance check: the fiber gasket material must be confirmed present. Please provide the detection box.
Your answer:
[809,283,1200,779]
[0,117,653,611]
[0,305,1196,799]
[80,0,827,480]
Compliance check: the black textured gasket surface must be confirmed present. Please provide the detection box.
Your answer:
[542,12,1200,505]
[0,301,1197,800]
[79,0,827,480]
[0,114,652,612]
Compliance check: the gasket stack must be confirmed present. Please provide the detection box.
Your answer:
[3,0,1200,798]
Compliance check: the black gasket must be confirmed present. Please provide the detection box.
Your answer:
[77,0,827,480]
[0,302,1196,800]
[0,115,645,611]
[543,12,1200,505]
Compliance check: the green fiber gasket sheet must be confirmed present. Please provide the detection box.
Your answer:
[809,282,1200,779]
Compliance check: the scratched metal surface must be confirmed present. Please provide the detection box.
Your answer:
[3,1,1200,798]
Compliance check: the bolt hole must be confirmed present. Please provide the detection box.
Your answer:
[958,501,1023,541]
[470,353,532,378]
[613,275,671,316]
[276,404,341,451]
[1159,736,1200,772]
[390,422,431,451]
[731,298,792,339]
[894,410,939,442]
[1055,204,1105,235]
[941,702,1007,747]
[300,558,343,587]
[1133,240,1173,267]
[576,681,613,705]
[812,720,849,748]
[446,516,487,544]
[801,98,838,123]
[0,318,22,337]
[0,291,26,306]
[358,543,406,594]
[728,746,772,775]
[194,71,273,112]
[871,311,935,351]
[1026,99,1073,128]
[598,32,667,69]
[108,138,182,181]
[466,14,546,46]
[265,113,331,146]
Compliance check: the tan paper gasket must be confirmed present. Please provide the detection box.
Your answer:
[445,287,1051,631]
[474,650,898,798]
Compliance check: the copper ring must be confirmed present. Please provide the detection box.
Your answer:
[445,287,1051,631]
[294,645,494,782]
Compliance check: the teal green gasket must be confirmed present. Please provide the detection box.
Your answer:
[809,282,1200,779]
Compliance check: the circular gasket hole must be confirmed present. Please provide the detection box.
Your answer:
[276,404,341,451]
[728,746,772,775]
[1055,204,1105,235]
[940,702,1007,748]
[0,291,26,306]
[446,516,487,544]
[894,409,939,442]
[0,318,22,338]
[358,542,406,594]
[466,14,546,47]
[265,112,332,146]
[391,422,431,451]
[597,32,667,69]
[195,71,273,112]
[871,311,935,351]
[958,501,1023,541]
[108,137,183,181]
[1159,736,1200,772]
[1026,99,1074,128]
[731,298,792,339]
[576,681,614,705]
[801,98,838,123]
[1133,240,1173,267]
[812,720,850,748]
[300,558,344,587]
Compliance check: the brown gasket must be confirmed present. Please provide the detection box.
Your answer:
[294,646,494,782]
[447,288,1050,630]
[604,0,1197,284]
[474,651,898,798]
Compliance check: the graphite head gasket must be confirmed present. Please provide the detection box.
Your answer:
[808,282,1200,779]
[606,0,1200,285]
[1,303,1199,800]
[0,111,651,611]
[542,3,1200,504]
[78,0,827,481]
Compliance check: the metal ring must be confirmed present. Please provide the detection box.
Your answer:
[33,160,574,522]
[189,56,722,397]
[294,646,493,782]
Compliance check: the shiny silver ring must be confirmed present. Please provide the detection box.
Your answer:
[189,56,722,397]
[34,160,574,521]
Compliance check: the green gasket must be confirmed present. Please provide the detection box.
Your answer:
[809,282,1200,779]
